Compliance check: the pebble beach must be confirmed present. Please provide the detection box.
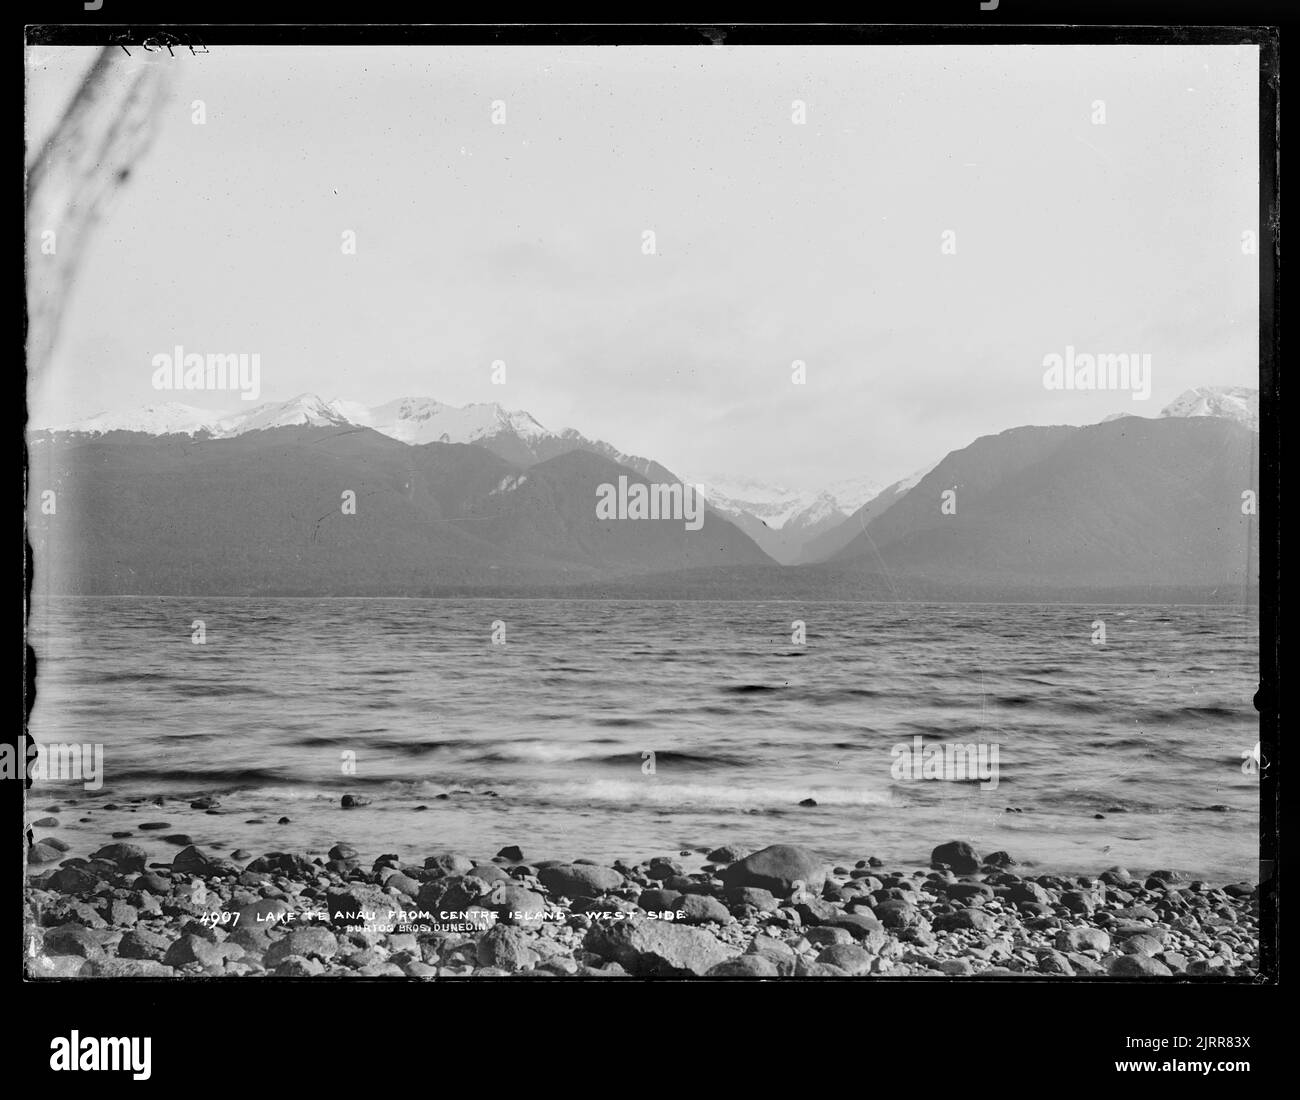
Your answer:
[25,798,1260,979]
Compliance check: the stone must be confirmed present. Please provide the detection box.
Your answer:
[983,850,1017,868]
[340,794,371,808]
[1108,954,1173,976]
[324,885,400,928]
[930,840,981,874]
[677,894,732,925]
[815,943,874,975]
[423,852,475,877]
[719,844,827,898]
[328,843,359,861]
[583,919,736,977]
[1055,926,1111,953]
[724,886,779,914]
[639,887,684,912]
[538,863,624,898]
[164,934,224,969]
[42,925,106,960]
[27,842,63,864]
[1119,934,1166,957]
[30,955,89,978]
[264,927,340,967]
[805,926,854,947]
[274,954,325,976]
[707,845,752,864]
[476,925,540,972]
[90,843,149,873]
[873,899,922,928]
[118,928,173,961]
[171,845,239,878]
[46,866,102,893]
[934,908,997,933]
[708,954,779,977]
[496,845,525,862]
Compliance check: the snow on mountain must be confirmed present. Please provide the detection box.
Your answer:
[822,476,886,515]
[1159,386,1258,431]
[347,397,554,446]
[690,475,818,531]
[215,393,352,435]
[43,402,221,436]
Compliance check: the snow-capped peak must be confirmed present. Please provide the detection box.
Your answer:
[42,402,220,436]
[216,393,351,435]
[1159,386,1258,431]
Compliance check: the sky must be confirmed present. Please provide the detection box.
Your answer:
[26,43,1260,491]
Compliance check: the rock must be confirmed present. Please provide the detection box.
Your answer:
[496,845,525,861]
[1055,927,1111,953]
[983,850,1017,868]
[724,886,779,914]
[798,798,818,807]
[708,954,779,977]
[719,844,827,898]
[538,863,624,898]
[42,925,106,960]
[190,796,221,809]
[639,888,684,913]
[90,843,149,873]
[947,882,995,903]
[245,851,316,876]
[138,822,171,831]
[465,862,511,885]
[478,884,550,929]
[30,955,89,978]
[939,958,974,976]
[707,845,752,863]
[274,954,325,976]
[677,894,732,926]
[45,866,102,893]
[930,840,981,874]
[340,794,371,808]
[816,943,874,975]
[32,816,59,827]
[806,926,854,948]
[118,929,173,961]
[873,899,922,929]
[264,927,340,967]
[1108,954,1173,976]
[646,858,684,880]
[423,852,475,877]
[583,919,736,977]
[328,843,359,861]
[163,935,224,969]
[745,937,797,975]
[171,845,239,878]
[476,925,540,972]
[1119,934,1166,957]
[1036,949,1076,976]
[934,908,997,933]
[27,842,63,864]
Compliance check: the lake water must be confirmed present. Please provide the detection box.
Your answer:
[26,597,1260,881]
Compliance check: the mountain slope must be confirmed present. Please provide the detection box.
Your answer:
[830,417,1256,588]
[27,427,772,595]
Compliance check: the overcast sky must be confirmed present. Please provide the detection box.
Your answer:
[26,43,1259,490]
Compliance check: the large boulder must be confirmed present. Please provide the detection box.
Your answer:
[171,845,240,878]
[538,863,624,899]
[719,845,827,898]
[583,919,737,976]
[88,842,148,878]
[930,840,982,874]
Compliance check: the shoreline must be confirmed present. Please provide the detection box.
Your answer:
[26,811,1259,978]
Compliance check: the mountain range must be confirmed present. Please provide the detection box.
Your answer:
[27,386,1259,599]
